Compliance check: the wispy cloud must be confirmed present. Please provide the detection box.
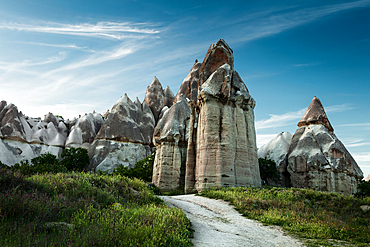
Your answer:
[326,104,355,113]
[232,0,370,43]
[0,51,67,70]
[256,104,354,130]
[352,152,370,163]
[14,41,97,52]
[0,21,160,40]
[256,108,306,130]
[339,122,370,127]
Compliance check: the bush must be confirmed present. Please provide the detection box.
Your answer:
[355,180,370,198]
[113,152,155,182]
[13,153,67,175]
[258,158,280,186]
[61,147,89,171]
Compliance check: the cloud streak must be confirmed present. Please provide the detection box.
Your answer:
[232,0,370,43]
[0,51,67,70]
[256,104,354,130]
[0,21,160,40]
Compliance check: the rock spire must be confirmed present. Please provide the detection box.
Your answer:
[297,96,334,132]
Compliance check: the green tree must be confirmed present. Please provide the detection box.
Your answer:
[61,147,90,171]
[258,158,280,186]
[355,180,370,198]
[113,152,155,182]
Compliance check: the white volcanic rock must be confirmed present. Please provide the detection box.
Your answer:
[195,62,261,192]
[0,139,62,166]
[86,94,155,172]
[286,97,363,194]
[65,112,103,149]
[258,132,293,168]
[88,140,152,172]
[152,95,191,190]
[0,102,32,143]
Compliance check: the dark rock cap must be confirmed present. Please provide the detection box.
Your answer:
[198,39,234,87]
[298,96,334,132]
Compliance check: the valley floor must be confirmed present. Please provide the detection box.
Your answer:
[160,194,302,247]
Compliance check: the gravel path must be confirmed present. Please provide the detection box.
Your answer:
[160,194,302,247]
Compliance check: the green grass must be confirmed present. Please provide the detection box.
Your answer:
[0,167,193,246]
[200,186,370,247]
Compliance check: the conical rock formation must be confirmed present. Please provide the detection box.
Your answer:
[286,97,363,194]
[144,77,165,123]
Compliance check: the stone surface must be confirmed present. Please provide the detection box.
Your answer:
[87,140,152,172]
[198,39,234,87]
[0,102,32,143]
[298,96,334,132]
[0,101,66,166]
[163,86,174,108]
[185,100,197,193]
[258,132,293,186]
[360,205,370,212]
[0,139,62,165]
[195,63,261,191]
[174,60,201,103]
[65,112,103,149]
[144,77,165,122]
[286,97,363,194]
[87,94,155,171]
[152,95,191,190]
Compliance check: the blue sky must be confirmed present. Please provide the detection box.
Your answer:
[0,0,369,176]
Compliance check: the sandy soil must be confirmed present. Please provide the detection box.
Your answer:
[160,194,303,247]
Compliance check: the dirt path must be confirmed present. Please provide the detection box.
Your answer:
[160,194,302,247]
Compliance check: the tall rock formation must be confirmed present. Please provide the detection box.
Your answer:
[174,60,201,103]
[144,77,165,123]
[152,95,191,190]
[87,94,155,172]
[163,86,174,108]
[286,96,363,194]
[194,62,261,191]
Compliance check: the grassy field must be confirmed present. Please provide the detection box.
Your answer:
[0,167,193,246]
[200,186,370,247]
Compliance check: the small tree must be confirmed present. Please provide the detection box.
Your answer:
[355,180,370,198]
[60,147,90,171]
[258,158,280,186]
[113,152,155,182]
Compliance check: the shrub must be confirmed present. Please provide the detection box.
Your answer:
[61,147,90,171]
[258,158,280,185]
[355,180,370,198]
[13,153,67,175]
[113,152,155,182]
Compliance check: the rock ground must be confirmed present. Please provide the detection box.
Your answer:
[160,194,302,247]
